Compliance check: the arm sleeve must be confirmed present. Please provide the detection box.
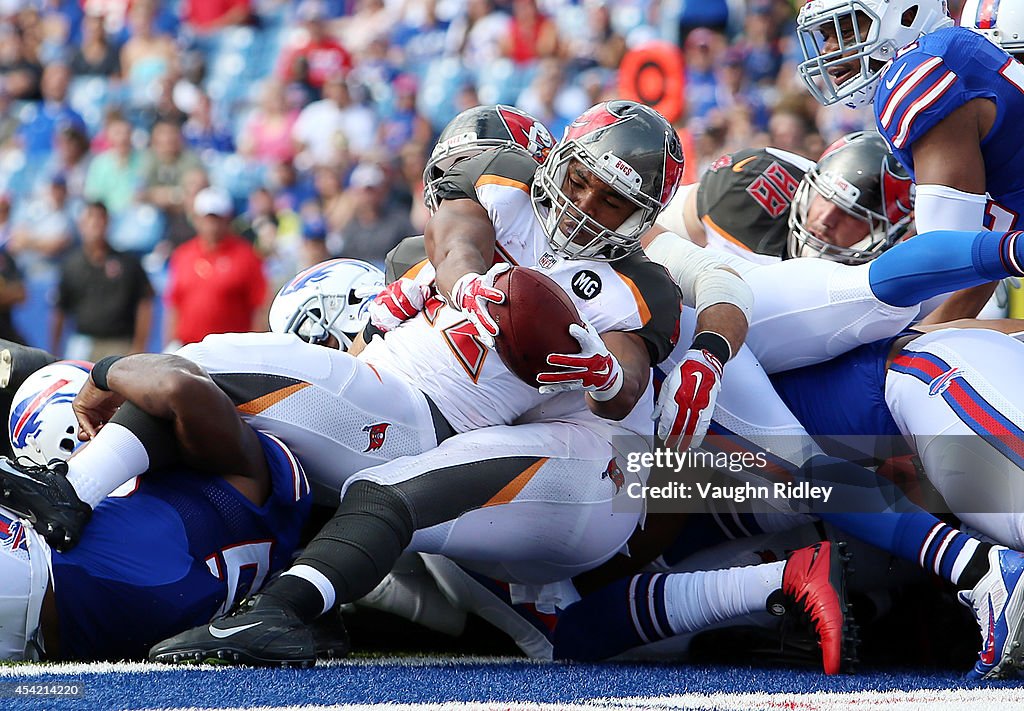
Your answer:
[644,230,753,319]
[913,184,987,233]
[867,229,1024,306]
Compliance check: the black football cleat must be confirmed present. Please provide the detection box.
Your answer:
[149,594,347,668]
[773,540,858,675]
[0,341,58,459]
[0,457,91,551]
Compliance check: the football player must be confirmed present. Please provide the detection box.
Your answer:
[0,360,313,661]
[145,101,730,667]
[657,132,914,266]
[795,0,1017,321]
[375,103,752,451]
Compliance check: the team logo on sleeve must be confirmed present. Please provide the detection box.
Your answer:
[363,423,391,452]
[709,154,733,172]
[602,458,624,494]
[928,367,963,397]
[571,270,602,300]
[0,513,27,552]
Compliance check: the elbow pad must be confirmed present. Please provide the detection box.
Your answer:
[645,231,753,319]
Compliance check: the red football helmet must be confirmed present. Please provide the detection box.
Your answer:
[531,100,684,261]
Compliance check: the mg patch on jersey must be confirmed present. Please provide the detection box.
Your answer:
[928,367,963,397]
[571,270,602,300]
[602,457,624,494]
[363,422,391,451]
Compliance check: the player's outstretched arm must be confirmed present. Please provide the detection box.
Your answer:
[424,198,496,301]
[74,354,270,499]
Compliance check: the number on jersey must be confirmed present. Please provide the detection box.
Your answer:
[205,540,273,616]
[746,161,800,218]
[442,320,488,382]
[986,199,1019,231]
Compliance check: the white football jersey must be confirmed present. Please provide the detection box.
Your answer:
[360,149,680,438]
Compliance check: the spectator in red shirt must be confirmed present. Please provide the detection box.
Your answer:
[164,187,267,347]
[182,0,252,34]
[500,0,557,66]
[278,0,353,91]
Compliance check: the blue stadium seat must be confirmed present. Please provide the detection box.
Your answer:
[68,77,113,133]
[110,204,165,254]
[205,153,266,201]
[418,58,471,132]
[476,59,535,106]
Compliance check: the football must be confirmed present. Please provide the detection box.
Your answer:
[488,266,583,387]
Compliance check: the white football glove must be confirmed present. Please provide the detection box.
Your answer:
[653,348,724,451]
[369,278,432,332]
[537,321,623,401]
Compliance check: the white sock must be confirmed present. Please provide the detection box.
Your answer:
[66,423,150,508]
[283,564,335,616]
[662,560,786,635]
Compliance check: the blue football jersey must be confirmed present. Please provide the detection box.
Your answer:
[51,431,310,661]
[874,26,1024,229]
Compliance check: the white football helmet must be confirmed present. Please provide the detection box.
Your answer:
[962,0,1024,55]
[796,0,954,108]
[9,361,91,464]
[269,259,385,350]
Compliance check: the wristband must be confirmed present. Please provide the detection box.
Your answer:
[91,355,123,392]
[588,358,624,402]
[690,331,731,365]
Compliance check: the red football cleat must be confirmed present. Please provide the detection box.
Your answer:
[780,540,857,674]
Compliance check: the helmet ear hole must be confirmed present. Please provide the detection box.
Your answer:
[901,6,918,27]
[59,437,76,454]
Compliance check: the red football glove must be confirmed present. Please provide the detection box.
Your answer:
[369,278,432,332]
[537,322,623,401]
[449,263,510,347]
[653,348,724,450]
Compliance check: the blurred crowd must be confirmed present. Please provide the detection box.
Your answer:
[0,0,969,355]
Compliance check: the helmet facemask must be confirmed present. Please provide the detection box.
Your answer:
[797,0,953,108]
[788,169,908,264]
[797,1,885,108]
[283,285,380,350]
[532,143,657,262]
